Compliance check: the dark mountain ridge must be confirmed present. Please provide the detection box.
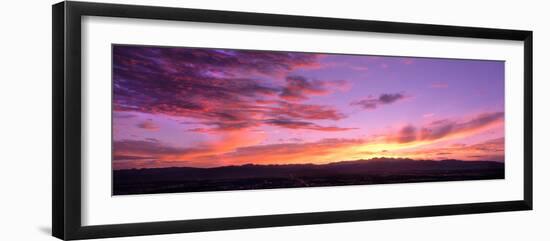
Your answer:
[113,158,504,195]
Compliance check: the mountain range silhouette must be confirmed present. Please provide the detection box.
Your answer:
[113,158,504,195]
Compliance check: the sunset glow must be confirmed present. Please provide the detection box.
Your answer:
[112,45,504,170]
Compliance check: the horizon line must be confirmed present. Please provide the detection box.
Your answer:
[113,157,505,171]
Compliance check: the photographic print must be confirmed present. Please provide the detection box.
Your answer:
[53,3,532,239]
[112,45,505,195]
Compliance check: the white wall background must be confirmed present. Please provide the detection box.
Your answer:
[0,0,547,240]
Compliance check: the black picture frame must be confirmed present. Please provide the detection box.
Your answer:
[52,1,533,240]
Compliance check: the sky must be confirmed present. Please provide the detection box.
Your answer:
[112,45,505,170]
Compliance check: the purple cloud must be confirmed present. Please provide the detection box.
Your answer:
[113,45,352,132]
[136,119,159,131]
[279,75,348,101]
[264,118,356,131]
[351,93,407,110]
[392,111,504,143]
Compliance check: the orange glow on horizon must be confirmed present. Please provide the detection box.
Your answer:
[113,120,504,169]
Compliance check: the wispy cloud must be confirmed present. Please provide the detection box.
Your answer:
[279,75,350,101]
[279,75,328,101]
[136,119,159,131]
[351,93,407,110]
[389,112,504,143]
[114,111,504,169]
[264,118,357,131]
[392,137,504,161]
[113,46,352,132]
[113,130,266,168]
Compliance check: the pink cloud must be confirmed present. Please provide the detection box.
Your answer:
[389,111,504,143]
[113,46,353,133]
[136,120,159,131]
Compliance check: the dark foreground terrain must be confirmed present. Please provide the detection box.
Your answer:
[113,158,504,195]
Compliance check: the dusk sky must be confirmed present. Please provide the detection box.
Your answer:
[112,45,505,170]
